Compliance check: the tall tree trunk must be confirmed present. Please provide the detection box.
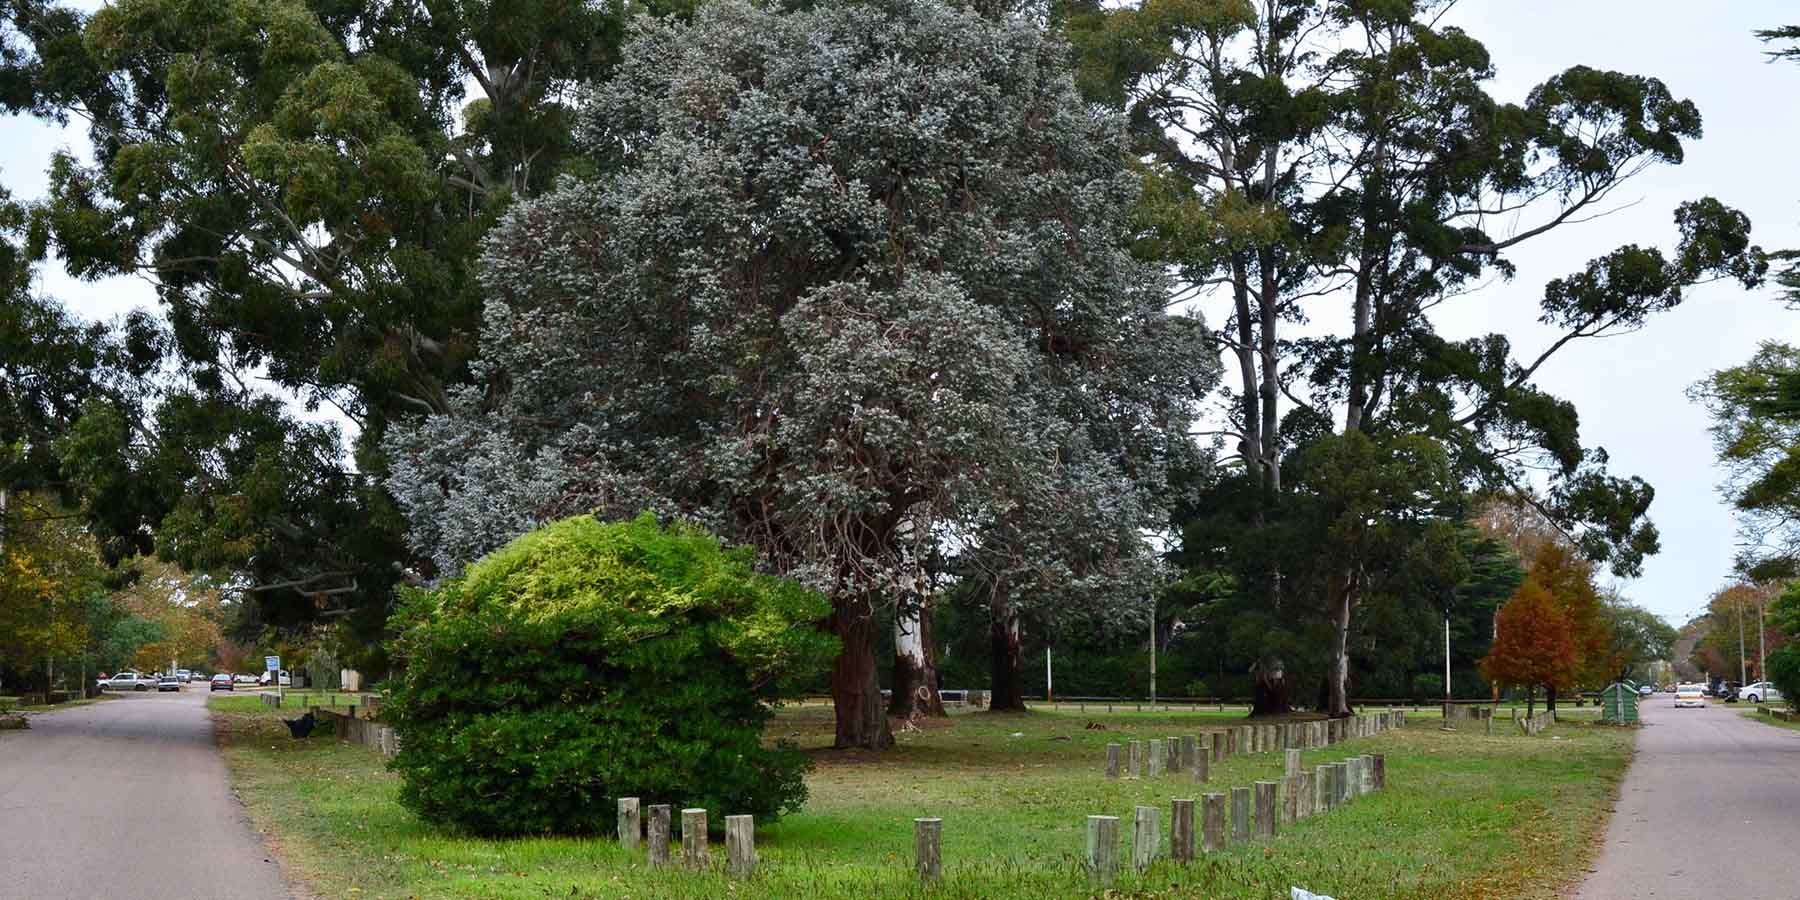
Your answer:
[829,596,894,750]
[988,597,1025,711]
[1545,684,1558,715]
[1250,656,1290,716]
[1527,685,1536,718]
[889,598,945,719]
[1327,577,1353,718]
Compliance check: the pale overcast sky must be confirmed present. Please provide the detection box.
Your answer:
[3,1,1795,627]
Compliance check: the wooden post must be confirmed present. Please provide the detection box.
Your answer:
[1106,743,1121,779]
[1167,737,1181,773]
[1209,731,1222,764]
[1230,787,1251,844]
[1332,762,1350,806]
[1359,754,1376,796]
[682,808,708,870]
[1201,793,1226,851]
[1170,798,1195,863]
[1296,771,1315,821]
[1285,748,1302,778]
[1192,743,1209,783]
[1147,741,1162,777]
[647,804,671,864]
[726,815,755,877]
[1133,805,1160,871]
[1129,740,1143,778]
[618,798,640,850]
[1316,765,1334,811]
[1181,734,1198,773]
[914,817,941,883]
[1086,815,1119,886]
[1372,753,1386,791]
[1254,781,1277,838]
[1281,775,1300,826]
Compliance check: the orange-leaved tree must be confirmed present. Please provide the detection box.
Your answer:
[1482,579,1580,718]
[1522,544,1612,708]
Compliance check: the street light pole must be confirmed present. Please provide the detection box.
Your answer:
[1443,610,1453,726]
[1148,598,1157,707]
[1738,591,1748,688]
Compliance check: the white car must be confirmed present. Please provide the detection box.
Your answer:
[1674,683,1707,708]
[1739,681,1784,703]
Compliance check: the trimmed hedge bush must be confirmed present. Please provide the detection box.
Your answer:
[387,513,836,836]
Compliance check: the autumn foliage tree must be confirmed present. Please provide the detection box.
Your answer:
[1525,544,1613,708]
[1482,581,1580,717]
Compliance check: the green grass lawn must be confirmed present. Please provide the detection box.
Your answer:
[211,699,1632,900]
[1742,707,1800,731]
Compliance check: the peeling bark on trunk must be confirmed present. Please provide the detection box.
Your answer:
[988,598,1025,712]
[1327,578,1353,718]
[830,597,894,750]
[889,598,945,719]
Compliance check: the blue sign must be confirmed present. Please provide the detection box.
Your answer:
[264,655,281,672]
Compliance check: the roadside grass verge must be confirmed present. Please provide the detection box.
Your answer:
[2,692,119,713]
[212,700,1632,900]
[1741,708,1800,732]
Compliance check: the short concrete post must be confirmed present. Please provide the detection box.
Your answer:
[1230,786,1251,844]
[1129,740,1143,778]
[682,808,708,870]
[647,804,671,865]
[1254,781,1278,838]
[1171,798,1195,863]
[1106,743,1121,779]
[1316,764,1333,811]
[914,817,941,883]
[1086,815,1120,886]
[1285,748,1302,778]
[1201,794,1225,852]
[726,815,755,877]
[1372,753,1386,791]
[1181,734,1198,772]
[617,797,640,850]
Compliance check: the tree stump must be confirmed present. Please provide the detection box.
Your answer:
[726,815,755,877]
[1086,815,1119,886]
[1230,787,1251,844]
[1254,781,1277,838]
[1201,793,1225,851]
[617,797,640,850]
[1171,798,1195,863]
[682,808,708,870]
[914,817,941,883]
[647,805,671,865]
[1133,805,1160,871]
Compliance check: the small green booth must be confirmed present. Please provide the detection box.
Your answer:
[1599,682,1639,724]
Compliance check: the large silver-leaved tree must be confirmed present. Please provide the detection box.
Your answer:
[385,0,1216,749]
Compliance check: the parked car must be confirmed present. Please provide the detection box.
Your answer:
[258,670,292,687]
[233,674,258,685]
[1637,684,1655,697]
[105,672,155,692]
[1674,683,1707,708]
[157,675,181,692]
[175,669,193,683]
[209,673,234,692]
[1739,681,1784,703]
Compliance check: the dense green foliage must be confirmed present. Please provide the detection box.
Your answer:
[386,514,836,836]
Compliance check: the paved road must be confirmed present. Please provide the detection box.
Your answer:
[1577,696,1800,900]
[0,687,294,900]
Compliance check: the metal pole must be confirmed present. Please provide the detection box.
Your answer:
[1758,596,1767,683]
[1443,611,1453,721]
[1046,645,1053,704]
[1738,591,1747,689]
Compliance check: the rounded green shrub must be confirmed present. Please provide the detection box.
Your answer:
[387,513,837,836]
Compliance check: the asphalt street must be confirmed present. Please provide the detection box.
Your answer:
[0,686,294,900]
[1577,695,1800,900]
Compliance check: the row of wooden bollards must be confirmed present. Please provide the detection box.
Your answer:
[616,799,757,876]
[1078,752,1387,886]
[1104,710,1404,779]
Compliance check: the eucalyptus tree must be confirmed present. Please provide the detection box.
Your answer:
[1069,0,1764,715]
[386,0,1213,748]
[0,0,685,639]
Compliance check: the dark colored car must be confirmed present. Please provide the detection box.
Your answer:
[209,673,235,692]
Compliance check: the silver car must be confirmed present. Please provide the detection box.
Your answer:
[105,672,155,692]
[156,675,181,692]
